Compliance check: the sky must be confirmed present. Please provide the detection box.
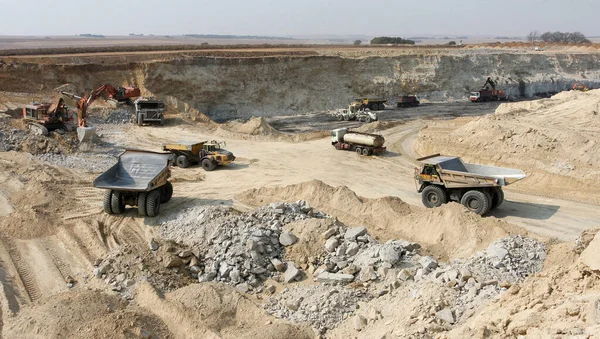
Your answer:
[1,0,599,37]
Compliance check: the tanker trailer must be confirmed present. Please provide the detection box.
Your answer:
[331,128,386,156]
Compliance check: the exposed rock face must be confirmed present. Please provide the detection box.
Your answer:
[3,51,600,120]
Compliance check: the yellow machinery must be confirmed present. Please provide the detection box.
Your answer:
[162,140,235,171]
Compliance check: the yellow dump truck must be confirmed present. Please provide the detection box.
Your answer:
[162,140,235,171]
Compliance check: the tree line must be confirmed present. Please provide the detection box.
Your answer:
[370,37,415,45]
[527,31,590,44]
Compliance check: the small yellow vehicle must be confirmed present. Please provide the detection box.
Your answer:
[162,140,235,171]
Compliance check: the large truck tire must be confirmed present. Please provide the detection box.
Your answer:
[202,158,217,171]
[491,187,504,209]
[421,185,448,208]
[137,192,148,216]
[378,103,385,110]
[365,117,372,123]
[355,147,362,155]
[460,190,491,215]
[370,103,379,111]
[176,155,189,168]
[146,190,161,217]
[343,115,350,121]
[103,190,113,214]
[160,181,173,203]
[361,148,369,156]
[337,115,343,121]
[110,190,125,214]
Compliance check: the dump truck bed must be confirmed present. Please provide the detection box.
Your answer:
[93,150,171,191]
[419,155,526,187]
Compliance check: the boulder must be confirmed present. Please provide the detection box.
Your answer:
[379,246,400,265]
[279,232,299,246]
[344,226,367,241]
[419,256,438,270]
[325,238,339,252]
[435,308,455,324]
[316,272,355,284]
[284,263,301,283]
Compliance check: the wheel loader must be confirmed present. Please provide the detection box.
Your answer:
[162,140,235,171]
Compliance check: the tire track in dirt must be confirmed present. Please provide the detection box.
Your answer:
[39,238,74,284]
[0,237,42,302]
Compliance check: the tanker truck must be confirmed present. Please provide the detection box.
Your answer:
[331,128,386,156]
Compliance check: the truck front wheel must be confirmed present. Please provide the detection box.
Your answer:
[202,158,217,171]
[137,192,148,216]
[103,190,113,214]
[491,187,504,209]
[421,185,447,208]
[110,190,125,214]
[160,181,173,203]
[460,190,491,215]
[146,190,161,217]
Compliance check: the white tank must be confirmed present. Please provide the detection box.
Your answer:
[343,133,384,147]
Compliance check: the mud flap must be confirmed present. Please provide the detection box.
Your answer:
[77,126,97,143]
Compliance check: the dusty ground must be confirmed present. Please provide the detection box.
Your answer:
[1,45,600,337]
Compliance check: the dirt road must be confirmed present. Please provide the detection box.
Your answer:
[112,118,600,242]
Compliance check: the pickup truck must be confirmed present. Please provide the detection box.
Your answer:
[415,154,526,215]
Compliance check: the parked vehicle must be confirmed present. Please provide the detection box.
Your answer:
[332,106,378,122]
[415,154,526,215]
[94,150,173,217]
[396,95,420,108]
[351,98,387,111]
[331,128,386,156]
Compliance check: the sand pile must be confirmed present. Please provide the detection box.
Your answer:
[137,282,313,339]
[3,290,171,339]
[236,180,528,260]
[352,120,403,133]
[417,89,600,203]
[0,151,84,238]
[213,116,328,142]
[236,180,412,238]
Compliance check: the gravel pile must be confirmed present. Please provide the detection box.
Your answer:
[264,285,372,334]
[35,153,117,173]
[158,201,329,291]
[0,127,28,151]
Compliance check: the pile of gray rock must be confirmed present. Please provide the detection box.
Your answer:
[0,126,27,152]
[264,284,372,334]
[159,201,328,292]
[313,224,421,286]
[408,235,547,325]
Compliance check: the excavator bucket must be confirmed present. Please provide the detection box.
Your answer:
[77,126,96,143]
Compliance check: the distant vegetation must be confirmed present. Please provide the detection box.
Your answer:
[527,31,590,44]
[370,37,415,45]
[353,40,362,45]
[78,34,105,38]
[184,34,284,40]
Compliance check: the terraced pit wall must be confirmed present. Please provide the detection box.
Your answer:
[1,51,600,121]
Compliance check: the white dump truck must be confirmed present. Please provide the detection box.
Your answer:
[332,106,378,122]
[415,154,526,215]
[331,128,386,156]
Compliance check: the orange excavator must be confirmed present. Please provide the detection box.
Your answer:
[60,84,141,142]
[573,83,589,92]
[22,96,75,136]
